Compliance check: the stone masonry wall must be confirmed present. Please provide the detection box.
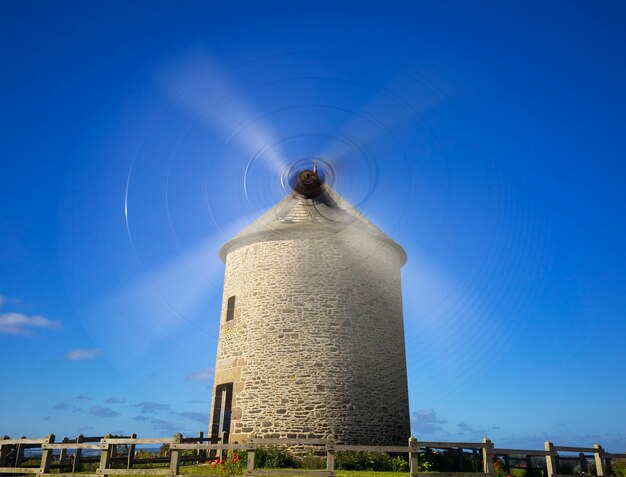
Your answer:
[211,226,410,445]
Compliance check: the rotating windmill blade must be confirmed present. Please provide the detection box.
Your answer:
[58,50,538,398]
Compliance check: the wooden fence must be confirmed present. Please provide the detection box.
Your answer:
[0,434,624,477]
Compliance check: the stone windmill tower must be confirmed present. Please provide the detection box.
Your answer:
[210,168,410,445]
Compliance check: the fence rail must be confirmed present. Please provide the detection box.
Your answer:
[0,433,624,477]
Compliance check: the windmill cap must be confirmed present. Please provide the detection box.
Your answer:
[219,186,407,265]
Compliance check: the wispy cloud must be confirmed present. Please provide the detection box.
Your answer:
[106,397,126,404]
[185,366,214,382]
[42,416,51,421]
[73,395,92,401]
[176,411,209,424]
[148,418,178,435]
[65,348,100,360]
[89,406,121,418]
[458,421,487,435]
[0,313,61,335]
[52,402,81,412]
[187,399,205,404]
[134,402,170,414]
[80,426,94,431]
[0,294,20,307]
[411,409,448,434]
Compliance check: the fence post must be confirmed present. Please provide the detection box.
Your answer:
[73,435,84,473]
[482,438,494,475]
[59,437,69,464]
[15,438,25,468]
[218,432,225,460]
[460,447,466,472]
[169,433,182,476]
[246,436,256,476]
[99,433,112,475]
[39,433,55,475]
[197,431,204,458]
[593,444,606,476]
[579,453,588,474]
[208,432,217,459]
[0,436,9,467]
[409,437,419,477]
[127,433,137,469]
[326,435,336,477]
[544,442,558,477]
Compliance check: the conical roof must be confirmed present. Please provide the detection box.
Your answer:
[219,186,406,264]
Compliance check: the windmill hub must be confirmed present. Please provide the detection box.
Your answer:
[293,167,324,198]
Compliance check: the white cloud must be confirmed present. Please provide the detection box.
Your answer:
[185,366,214,382]
[0,313,61,335]
[65,348,101,360]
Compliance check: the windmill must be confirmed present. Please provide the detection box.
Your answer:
[210,164,410,445]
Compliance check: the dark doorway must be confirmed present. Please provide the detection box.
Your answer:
[210,383,233,436]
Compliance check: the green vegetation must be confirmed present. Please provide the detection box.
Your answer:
[178,464,410,477]
[612,460,626,477]
[335,452,409,472]
[176,447,444,476]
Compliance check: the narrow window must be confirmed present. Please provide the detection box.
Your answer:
[225,295,236,322]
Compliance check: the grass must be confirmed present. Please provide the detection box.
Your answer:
[336,472,408,477]
[179,467,409,477]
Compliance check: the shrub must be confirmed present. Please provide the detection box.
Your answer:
[612,460,626,477]
[255,446,299,468]
[559,461,576,475]
[300,454,326,469]
[335,451,392,471]
[390,455,410,472]
[418,451,439,472]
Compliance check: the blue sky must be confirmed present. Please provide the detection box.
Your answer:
[1,1,626,450]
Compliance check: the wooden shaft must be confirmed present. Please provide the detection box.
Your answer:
[326,435,335,477]
[593,444,606,476]
[127,434,137,470]
[168,434,182,476]
[99,434,112,474]
[72,435,84,473]
[39,434,55,474]
[409,437,419,477]
[246,437,256,476]
[482,438,494,475]
[59,437,69,463]
[544,441,558,477]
